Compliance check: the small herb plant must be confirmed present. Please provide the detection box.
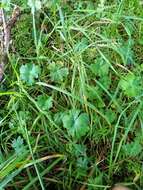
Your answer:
[0,0,143,189]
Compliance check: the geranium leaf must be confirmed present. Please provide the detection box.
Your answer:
[37,95,53,111]
[12,136,25,155]
[123,140,142,157]
[20,63,41,85]
[119,74,142,97]
[62,110,89,140]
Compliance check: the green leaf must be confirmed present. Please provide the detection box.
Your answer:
[119,74,142,97]
[105,109,116,124]
[37,95,53,111]
[54,112,65,125]
[86,85,105,108]
[20,63,41,85]
[77,156,88,169]
[51,67,68,82]
[9,112,30,139]
[49,63,69,82]
[76,156,88,178]
[99,75,111,89]
[118,39,134,65]
[66,143,87,157]
[90,58,109,77]
[123,140,142,157]
[75,37,89,52]
[12,136,25,155]
[62,110,89,140]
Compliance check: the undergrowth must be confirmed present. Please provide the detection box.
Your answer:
[0,0,143,189]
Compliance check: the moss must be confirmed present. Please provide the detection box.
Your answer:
[12,13,35,57]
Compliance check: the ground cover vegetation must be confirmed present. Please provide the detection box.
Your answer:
[0,0,143,189]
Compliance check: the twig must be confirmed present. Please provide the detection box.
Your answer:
[0,6,20,81]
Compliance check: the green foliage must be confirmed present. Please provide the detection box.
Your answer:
[1,0,11,10]
[105,109,116,124]
[90,58,109,77]
[62,110,89,140]
[119,74,142,97]
[37,95,53,111]
[66,143,87,157]
[12,14,34,56]
[123,139,142,157]
[49,63,69,83]
[27,0,42,13]
[1,0,143,189]
[12,136,25,155]
[9,111,30,139]
[76,156,88,178]
[20,63,41,85]
[118,39,134,65]
[0,150,4,164]
[88,174,103,190]
[75,37,89,53]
